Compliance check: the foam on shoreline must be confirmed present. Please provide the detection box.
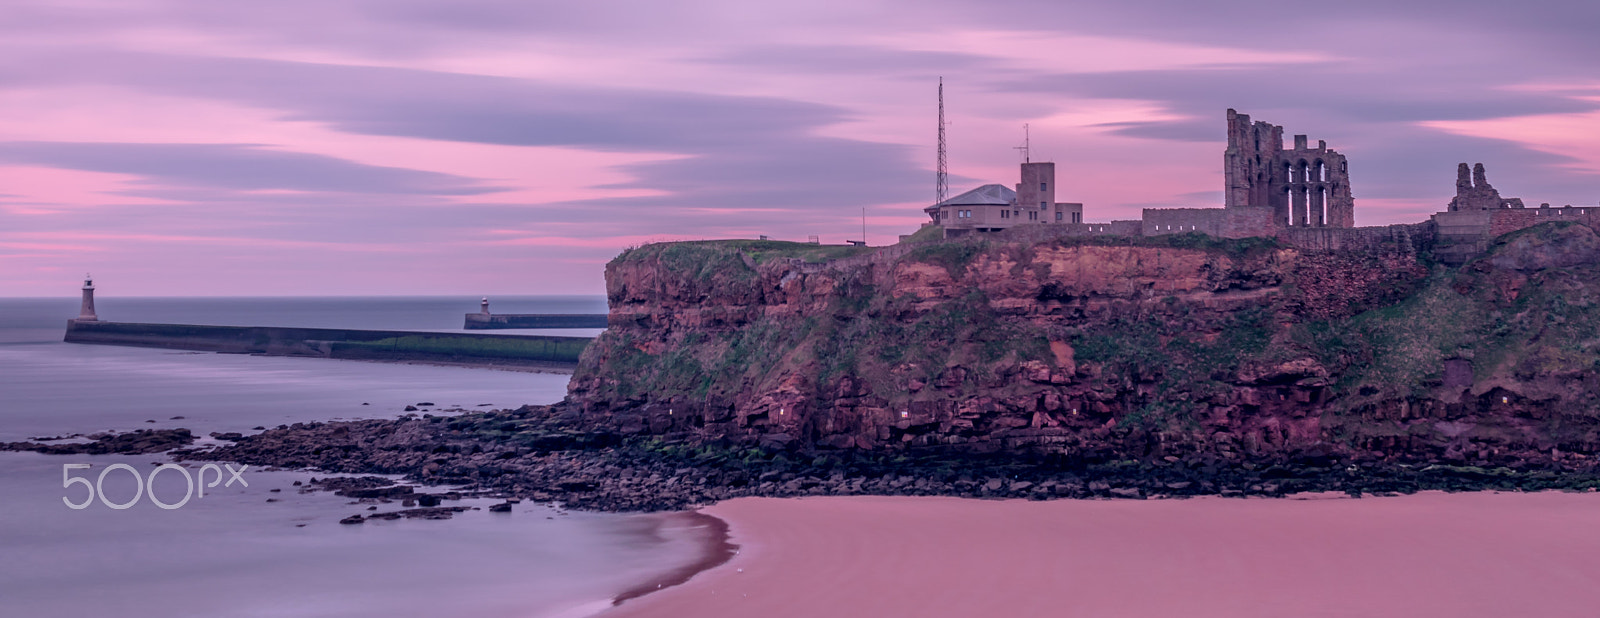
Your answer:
[612,510,740,606]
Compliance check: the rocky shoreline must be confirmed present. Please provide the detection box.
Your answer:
[7,404,1586,513]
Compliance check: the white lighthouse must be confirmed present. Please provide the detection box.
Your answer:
[77,274,98,321]
[480,297,491,315]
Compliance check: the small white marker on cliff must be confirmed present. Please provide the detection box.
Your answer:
[77,274,98,321]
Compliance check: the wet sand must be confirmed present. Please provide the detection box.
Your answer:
[612,511,739,605]
[606,491,1600,617]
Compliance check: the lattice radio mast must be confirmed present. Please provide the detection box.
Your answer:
[936,77,948,206]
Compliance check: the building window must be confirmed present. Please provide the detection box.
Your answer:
[1029,211,1037,221]
[1056,212,1063,222]
[1040,182,1047,191]
[1040,201,1047,209]
[1073,212,1080,223]
[1001,210,1008,219]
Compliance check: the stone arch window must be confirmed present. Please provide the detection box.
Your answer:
[1319,186,1329,225]
[1282,186,1294,226]
[1284,161,1294,183]
[1314,159,1327,182]
[1297,159,1311,183]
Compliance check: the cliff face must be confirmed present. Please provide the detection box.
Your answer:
[568,225,1600,468]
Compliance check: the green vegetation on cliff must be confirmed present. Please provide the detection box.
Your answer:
[614,238,874,269]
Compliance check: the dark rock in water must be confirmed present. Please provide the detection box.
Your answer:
[344,485,414,499]
[404,405,418,412]
[305,476,414,499]
[488,502,513,513]
[557,479,598,492]
[362,403,370,406]
[416,494,442,507]
[292,481,302,486]
[417,402,436,407]
[269,488,281,493]
[366,506,377,511]
[2,428,194,455]
[170,416,185,420]
[401,506,471,520]
[252,426,266,431]
[145,420,155,423]
[339,515,364,525]
[209,432,244,441]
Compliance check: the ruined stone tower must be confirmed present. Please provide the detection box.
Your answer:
[1224,109,1354,228]
[1448,163,1524,211]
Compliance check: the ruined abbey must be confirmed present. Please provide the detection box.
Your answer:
[1222,109,1353,228]
[922,108,1598,261]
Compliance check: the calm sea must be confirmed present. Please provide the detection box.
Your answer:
[0,296,700,618]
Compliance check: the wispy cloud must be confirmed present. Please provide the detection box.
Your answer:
[0,0,1597,295]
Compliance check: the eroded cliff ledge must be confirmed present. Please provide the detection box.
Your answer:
[568,223,1600,470]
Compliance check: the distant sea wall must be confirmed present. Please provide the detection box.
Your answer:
[64,320,591,369]
[463,313,609,329]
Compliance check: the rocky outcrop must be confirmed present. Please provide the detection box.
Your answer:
[173,406,1600,512]
[562,224,1600,473]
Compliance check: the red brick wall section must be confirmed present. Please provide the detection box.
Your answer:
[1490,209,1539,237]
[1223,207,1276,239]
[1491,208,1600,237]
[1275,223,1432,253]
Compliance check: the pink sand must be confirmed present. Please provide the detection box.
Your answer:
[604,492,1600,617]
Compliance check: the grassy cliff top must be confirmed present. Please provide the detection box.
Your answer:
[613,238,876,267]
[612,227,1287,270]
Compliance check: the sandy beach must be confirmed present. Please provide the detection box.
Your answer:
[606,491,1600,617]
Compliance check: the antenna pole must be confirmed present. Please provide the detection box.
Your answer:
[1014,123,1031,163]
[862,207,867,245]
[936,78,948,206]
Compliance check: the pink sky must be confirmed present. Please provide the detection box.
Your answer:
[1,0,1597,296]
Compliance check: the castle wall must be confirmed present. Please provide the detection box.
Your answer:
[1275,223,1433,253]
[1223,206,1276,239]
[1142,208,1226,236]
[1490,206,1600,237]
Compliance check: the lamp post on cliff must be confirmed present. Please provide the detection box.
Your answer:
[77,274,98,322]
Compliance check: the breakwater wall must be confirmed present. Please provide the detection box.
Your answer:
[463,313,609,329]
[64,320,591,369]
